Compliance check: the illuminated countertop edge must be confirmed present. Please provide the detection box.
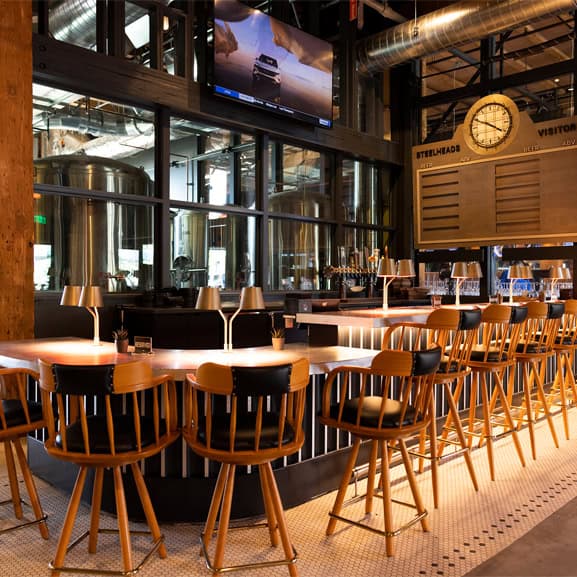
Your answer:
[0,338,378,378]
[295,307,433,328]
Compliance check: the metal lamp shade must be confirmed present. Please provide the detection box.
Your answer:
[396,259,415,277]
[78,286,104,308]
[377,257,397,277]
[196,287,222,310]
[509,264,532,279]
[562,267,572,280]
[549,265,565,280]
[451,262,469,279]
[60,285,82,306]
[467,261,483,279]
[238,287,265,310]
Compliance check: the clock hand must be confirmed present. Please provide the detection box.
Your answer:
[474,118,503,132]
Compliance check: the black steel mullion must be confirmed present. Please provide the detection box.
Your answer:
[155,107,171,289]
[107,0,125,58]
[257,135,269,289]
[149,4,162,72]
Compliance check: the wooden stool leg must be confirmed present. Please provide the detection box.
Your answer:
[259,463,279,547]
[399,440,429,533]
[327,437,361,536]
[365,440,379,514]
[203,463,230,552]
[479,373,495,481]
[4,440,23,519]
[88,467,104,553]
[51,466,88,577]
[263,462,298,577]
[428,392,439,509]
[380,440,394,557]
[444,382,479,491]
[467,373,479,449]
[131,462,167,559]
[13,438,49,539]
[522,363,537,460]
[558,353,570,440]
[113,466,133,574]
[212,464,235,574]
[533,363,560,449]
[494,373,526,469]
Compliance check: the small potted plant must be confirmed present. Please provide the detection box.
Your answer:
[112,327,129,353]
[271,327,285,351]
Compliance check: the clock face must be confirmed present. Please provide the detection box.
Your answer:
[463,94,519,155]
[470,102,512,148]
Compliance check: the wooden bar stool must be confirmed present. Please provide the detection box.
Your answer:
[464,304,527,481]
[509,301,563,459]
[183,359,310,577]
[383,307,482,509]
[319,346,441,556]
[0,368,49,538]
[546,299,577,439]
[38,359,179,577]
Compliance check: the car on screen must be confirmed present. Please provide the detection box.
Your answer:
[252,53,281,86]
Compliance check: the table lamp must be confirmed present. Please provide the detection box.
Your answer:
[451,262,469,307]
[59,285,82,307]
[508,264,532,304]
[228,287,265,351]
[78,285,104,346]
[377,257,397,310]
[549,265,565,300]
[196,287,228,351]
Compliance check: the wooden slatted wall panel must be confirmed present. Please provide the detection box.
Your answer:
[495,158,541,234]
[0,1,34,340]
[420,168,460,235]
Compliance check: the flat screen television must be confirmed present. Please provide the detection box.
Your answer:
[213,0,333,128]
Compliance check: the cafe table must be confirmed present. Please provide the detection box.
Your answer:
[0,337,378,521]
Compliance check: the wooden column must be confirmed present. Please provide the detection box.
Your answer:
[0,1,33,340]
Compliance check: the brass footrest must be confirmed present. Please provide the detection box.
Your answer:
[329,496,427,538]
[49,528,164,576]
[0,498,48,535]
[199,529,297,574]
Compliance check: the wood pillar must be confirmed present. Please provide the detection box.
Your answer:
[0,1,34,340]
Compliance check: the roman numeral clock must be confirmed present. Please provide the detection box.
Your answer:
[463,93,520,155]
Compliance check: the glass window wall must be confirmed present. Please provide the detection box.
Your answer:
[268,218,332,291]
[34,195,154,293]
[267,142,331,218]
[33,85,156,189]
[170,208,257,290]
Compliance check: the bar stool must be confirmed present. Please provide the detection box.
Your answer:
[319,346,441,556]
[509,301,563,460]
[383,307,481,509]
[0,368,49,538]
[183,359,309,577]
[546,299,577,439]
[464,304,528,481]
[38,359,179,577]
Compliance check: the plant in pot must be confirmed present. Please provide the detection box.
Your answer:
[271,327,285,351]
[112,327,129,353]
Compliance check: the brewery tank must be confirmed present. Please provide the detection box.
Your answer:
[34,155,154,291]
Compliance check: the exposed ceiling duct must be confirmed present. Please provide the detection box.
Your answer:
[48,0,170,49]
[357,0,577,74]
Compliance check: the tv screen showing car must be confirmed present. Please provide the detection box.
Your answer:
[213,0,333,128]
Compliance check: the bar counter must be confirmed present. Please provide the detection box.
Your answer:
[0,337,378,522]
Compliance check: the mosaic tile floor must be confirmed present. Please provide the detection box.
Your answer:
[2,411,577,577]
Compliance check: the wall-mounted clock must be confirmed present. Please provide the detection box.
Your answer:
[463,94,520,155]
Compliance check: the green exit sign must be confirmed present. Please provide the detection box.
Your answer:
[34,215,47,225]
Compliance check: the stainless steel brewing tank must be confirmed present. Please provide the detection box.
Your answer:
[33,155,153,196]
[33,155,154,290]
